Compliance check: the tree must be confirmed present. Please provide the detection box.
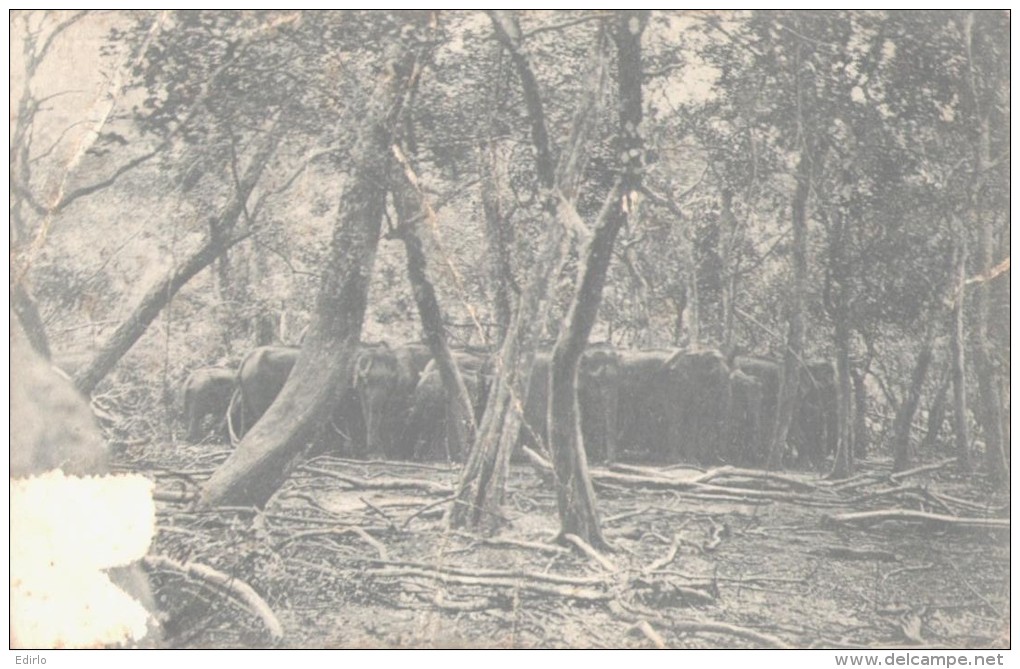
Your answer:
[390,146,478,459]
[447,11,612,533]
[201,16,426,507]
[543,11,648,547]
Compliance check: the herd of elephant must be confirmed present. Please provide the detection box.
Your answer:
[181,343,839,468]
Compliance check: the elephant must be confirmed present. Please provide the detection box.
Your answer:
[406,348,491,462]
[615,348,731,464]
[614,349,679,462]
[10,319,161,647]
[518,345,621,464]
[352,342,432,459]
[725,369,765,465]
[733,355,839,469]
[227,346,300,442]
[181,367,235,442]
[792,361,839,470]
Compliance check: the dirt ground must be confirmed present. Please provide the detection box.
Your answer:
[128,443,1009,649]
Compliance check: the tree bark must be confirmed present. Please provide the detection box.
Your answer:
[851,353,871,458]
[390,149,477,458]
[449,12,566,532]
[921,366,950,453]
[73,128,279,395]
[960,12,1006,484]
[545,11,646,547]
[949,218,971,472]
[831,310,854,477]
[449,11,607,532]
[201,29,421,508]
[968,120,1007,483]
[479,140,514,342]
[719,188,737,354]
[892,329,935,472]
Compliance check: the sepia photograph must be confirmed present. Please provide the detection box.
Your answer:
[9,9,1010,652]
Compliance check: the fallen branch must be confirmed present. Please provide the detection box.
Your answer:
[889,458,956,483]
[359,496,399,531]
[300,466,452,495]
[458,533,571,556]
[812,546,899,562]
[827,509,1009,530]
[644,529,686,573]
[401,494,457,529]
[366,565,610,601]
[142,554,283,643]
[880,563,935,586]
[153,489,198,504]
[306,456,457,473]
[603,506,653,524]
[364,558,606,588]
[633,620,667,649]
[610,600,789,648]
[670,620,791,649]
[694,466,820,492]
[276,526,389,559]
[563,533,617,572]
[526,448,824,504]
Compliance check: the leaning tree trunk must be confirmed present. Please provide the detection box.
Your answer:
[479,142,515,343]
[546,10,646,548]
[478,45,515,343]
[73,128,280,395]
[892,328,935,472]
[949,217,971,472]
[11,283,52,360]
[448,11,604,532]
[391,149,477,457]
[201,31,420,508]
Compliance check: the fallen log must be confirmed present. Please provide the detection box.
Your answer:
[826,509,1009,530]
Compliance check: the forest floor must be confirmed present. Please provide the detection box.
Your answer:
[125,443,1010,649]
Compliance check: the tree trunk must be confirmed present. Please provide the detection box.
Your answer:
[769,149,811,470]
[547,191,622,547]
[11,283,52,360]
[201,30,420,508]
[449,11,606,532]
[969,125,1007,483]
[719,188,737,354]
[851,355,871,458]
[921,366,951,453]
[831,308,854,476]
[892,329,935,472]
[949,218,971,472]
[546,11,646,547]
[684,244,700,348]
[479,141,514,342]
[391,151,477,458]
[960,12,1006,483]
[73,128,279,395]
